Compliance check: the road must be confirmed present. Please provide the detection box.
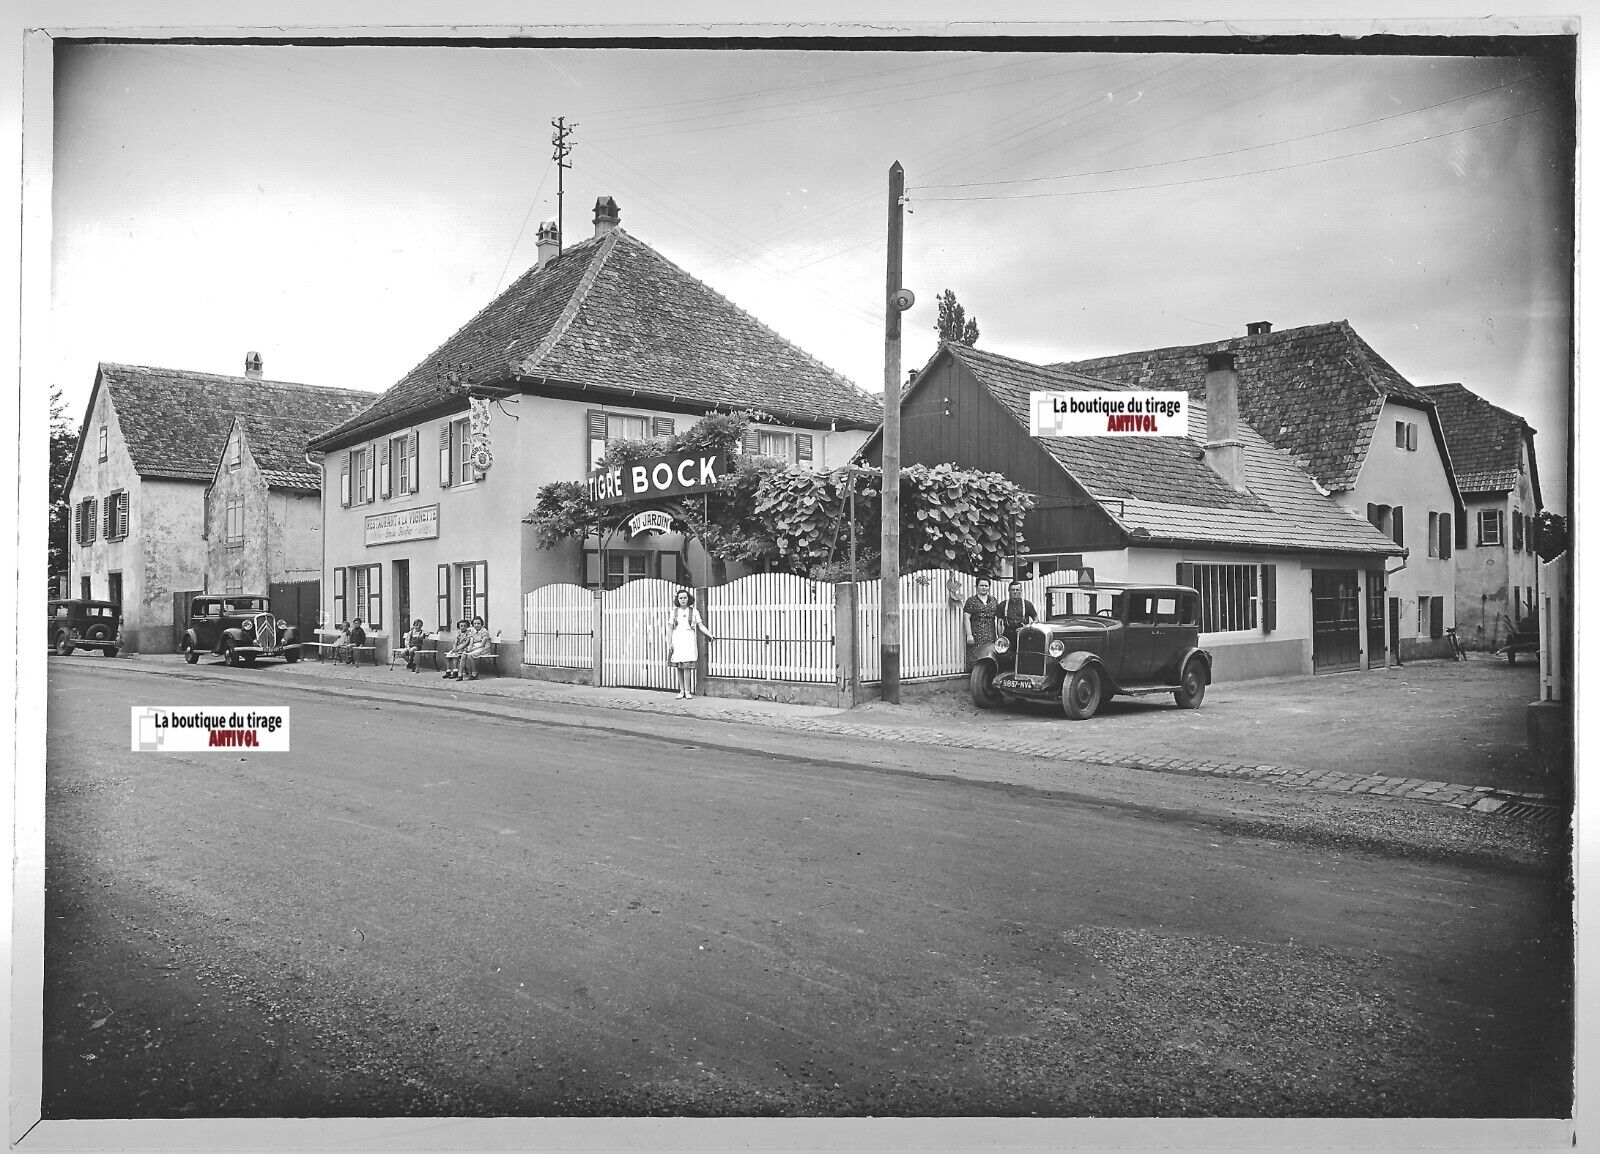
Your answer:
[41,661,1570,1118]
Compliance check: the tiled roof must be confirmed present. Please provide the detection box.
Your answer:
[91,363,375,484]
[244,412,373,491]
[1421,382,1538,498]
[1053,320,1436,492]
[312,227,881,450]
[944,343,1402,557]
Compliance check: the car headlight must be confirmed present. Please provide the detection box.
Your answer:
[276,619,289,630]
[1047,639,1067,658]
[241,620,254,634]
[993,635,1010,654]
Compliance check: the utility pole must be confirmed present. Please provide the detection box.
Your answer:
[551,117,577,254]
[881,161,911,703]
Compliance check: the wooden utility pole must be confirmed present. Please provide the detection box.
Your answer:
[551,117,577,254]
[881,161,908,703]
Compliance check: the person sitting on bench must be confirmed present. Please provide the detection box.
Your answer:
[393,619,429,672]
[442,619,471,680]
[459,616,493,681]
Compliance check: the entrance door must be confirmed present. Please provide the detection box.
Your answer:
[1365,572,1386,668]
[1311,570,1361,673]
[1389,597,1402,665]
[268,580,322,649]
[393,560,411,634]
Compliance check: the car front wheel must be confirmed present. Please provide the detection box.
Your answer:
[969,662,1004,709]
[1174,659,1208,709]
[1061,665,1102,721]
[183,641,198,664]
[224,642,241,668]
[283,649,300,664]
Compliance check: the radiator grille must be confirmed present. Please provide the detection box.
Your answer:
[254,614,278,650]
[1016,631,1048,677]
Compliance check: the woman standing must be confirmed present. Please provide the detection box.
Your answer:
[666,589,714,700]
[961,577,1000,669]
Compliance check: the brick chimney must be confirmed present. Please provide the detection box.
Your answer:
[1246,320,1272,336]
[1203,351,1248,492]
[535,219,560,268]
[593,196,620,238]
[244,351,263,380]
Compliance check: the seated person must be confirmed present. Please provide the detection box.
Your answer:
[332,622,354,664]
[443,619,471,679]
[343,618,367,664]
[459,617,493,681]
[394,619,429,672]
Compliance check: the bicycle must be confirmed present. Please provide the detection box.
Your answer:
[1445,626,1466,662]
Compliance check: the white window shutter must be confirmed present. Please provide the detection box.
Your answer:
[340,454,351,507]
[474,561,488,625]
[380,439,391,499]
[367,442,378,503]
[439,424,452,488]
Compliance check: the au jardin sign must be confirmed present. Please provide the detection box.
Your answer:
[587,451,727,507]
[365,504,440,546]
[626,510,673,536]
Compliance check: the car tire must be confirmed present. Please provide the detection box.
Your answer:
[1507,650,1516,665]
[1061,665,1102,721]
[242,653,258,666]
[969,662,1004,709]
[183,641,198,664]
[284,649,300,664]
[54,630,75,657]
[103,647,119,659]
[1174,658,1207,709]
[225,643,241,668]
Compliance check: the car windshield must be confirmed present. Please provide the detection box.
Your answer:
[223,598,269,612]
[1045,587,1121,619]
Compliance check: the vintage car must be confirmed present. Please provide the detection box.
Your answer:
[47,598,122,657]
[180,594,301,666]
[971,582,1211,720]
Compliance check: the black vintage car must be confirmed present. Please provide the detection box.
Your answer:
[180,595,301,666]
[47,598,122,657]
[971,582,1211,720]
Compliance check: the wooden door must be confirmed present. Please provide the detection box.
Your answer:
[1311,570,1361,673]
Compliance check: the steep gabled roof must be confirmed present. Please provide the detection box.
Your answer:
[71,363,375,488]
[1053,320,1438,493]
[1421,382,1542,503]
[883,342,1400,557]
[311,227,881,450]
[216,413,358,492]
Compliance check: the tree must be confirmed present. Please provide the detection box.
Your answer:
[936,289,980,346]
[49,387,77,592]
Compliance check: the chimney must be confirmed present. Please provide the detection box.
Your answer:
[1203,351,1248,492]
[535,219,560,268]
[593,195,620,238]
[244,351,263,380]
[1246,320,1272,336]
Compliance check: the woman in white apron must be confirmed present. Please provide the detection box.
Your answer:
[666,589,714,699]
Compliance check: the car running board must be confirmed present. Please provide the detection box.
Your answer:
[1114,683,1184,697]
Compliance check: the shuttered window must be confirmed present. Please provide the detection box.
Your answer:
[340,454,352,507]
[437,564,452,629]
[1427,512,1439,557]
[456,561,488,625]
[1439,513,1452,560]
[1392,506,1404,548]
[1176,562,1260,633]
[1512,509,1524,551]
[1478,509,1502,546]
[1455,513,1468,552]
[332,567,347,626]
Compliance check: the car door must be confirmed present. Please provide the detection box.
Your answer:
[1120,591,1158,683]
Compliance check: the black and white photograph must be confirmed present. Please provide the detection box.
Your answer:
[9,6,1584,1150]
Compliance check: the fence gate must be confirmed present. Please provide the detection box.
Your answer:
[599,578,681,689]
[522,584,595,669]
[706,572,836,682]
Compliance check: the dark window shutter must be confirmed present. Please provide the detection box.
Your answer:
[1395,422,1406,448]
[1261,565,1277,633]
[1392,506,1404,548]
[366,442,377,503]
[437,564,451,629]
[1366,503,1379,528]
[1440,513,1452,560]
[87,497,98,544]
[796,433,814,463]
[652,416,675,439]
[1175,562,1196,589]
[340,454,351,507]
[1455,512,1468,551]
[102,496,113,540]
[1512,510,1524,551]
[1430,596,1444,639]
[439,424,452,488]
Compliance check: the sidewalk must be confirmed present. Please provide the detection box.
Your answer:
[109,649,1559,812]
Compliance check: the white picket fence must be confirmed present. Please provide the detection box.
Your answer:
[521,568,1092,689]
[521,583,594,668]
[705,572,836,683]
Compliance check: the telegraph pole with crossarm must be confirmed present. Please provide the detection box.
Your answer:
[551,117,577,255]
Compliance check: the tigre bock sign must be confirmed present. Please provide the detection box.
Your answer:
[587,451,727,507]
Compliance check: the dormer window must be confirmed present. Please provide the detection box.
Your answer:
[1394,420,1418,451]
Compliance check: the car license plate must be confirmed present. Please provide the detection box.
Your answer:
[996,674,1041,691]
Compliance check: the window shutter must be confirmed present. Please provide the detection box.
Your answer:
[1512,510,1524,551]
[87,497,98,544]
[1430,596,1444,639]
[1455,511,1468,552]
[1392,506,1404,548]
[407,429,419,493]
[340,454,351,507]
[652,416,675,439]
[1175,562,1196,589]
[742,427,761,456]
[1261,565,1277,633]
[380,439,391,499]
[1406,424,1418,451]
[473,561,488,625]
[437,564,451,629]
[1394,422,1406,448]
[332,566,347,625]
[1440,513,1452,560]
[587,409,608,468]
[796,433,814,464]
[1366,502,1379,528]
[369,563,383,629]
[439,424,452,488]
[366,442,378,503]
[73,500,82,545]
[103,496,113,539]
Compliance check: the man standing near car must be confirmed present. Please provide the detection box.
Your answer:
[999,580,1037,648]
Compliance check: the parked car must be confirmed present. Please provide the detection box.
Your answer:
[180,595,301,666]
[47,598,122,657]
[982,582,1211,720]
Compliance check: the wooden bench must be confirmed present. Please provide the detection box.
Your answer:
[315,631,378,665]
[457,637,503,679]
[390,635,443,670]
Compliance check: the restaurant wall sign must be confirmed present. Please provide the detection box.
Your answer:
[587,450,727,507]
[365,504,440,546]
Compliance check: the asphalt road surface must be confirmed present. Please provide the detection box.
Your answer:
[41,661,1570,1118]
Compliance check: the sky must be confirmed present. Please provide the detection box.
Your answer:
[46,33,1575,508]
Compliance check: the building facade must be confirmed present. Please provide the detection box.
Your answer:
[863,342,1404,682]
[65,357,373,652]
[308,200,880,667]
[1422,382,1543,650]
[1059,319,1465,662]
